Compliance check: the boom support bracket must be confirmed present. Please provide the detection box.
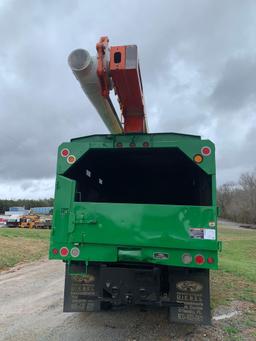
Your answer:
[96,36,110,98]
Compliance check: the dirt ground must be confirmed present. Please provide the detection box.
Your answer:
[0,258,254,341]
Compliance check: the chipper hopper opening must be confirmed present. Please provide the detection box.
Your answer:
[64,147,212,206]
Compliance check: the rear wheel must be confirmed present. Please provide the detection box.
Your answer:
[100,301,112,311]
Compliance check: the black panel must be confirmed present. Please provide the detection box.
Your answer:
[100,266,160,305]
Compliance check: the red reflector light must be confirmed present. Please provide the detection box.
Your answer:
[201,146,211,156]
[129,142,136,148]
[195,255,205,265]
[61,148,69,157]
[52,248,58,255]
[116,142,123,148]
[207,257,214,264]
[60,247,69,257]
[143,141,149,148]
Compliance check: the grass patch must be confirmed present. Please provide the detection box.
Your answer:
[0,227,50,240]
[211,224,256,341]
[211,225,256,307]
[218,225,256,282]
[224,325,239,336]
[0,227,50,271]
[211,270,256,307]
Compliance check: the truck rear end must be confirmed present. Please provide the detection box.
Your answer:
[49,132,219,324]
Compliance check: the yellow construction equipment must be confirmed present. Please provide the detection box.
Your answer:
[19,215,40,229]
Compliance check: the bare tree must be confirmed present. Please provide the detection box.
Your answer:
[217,170,256,224]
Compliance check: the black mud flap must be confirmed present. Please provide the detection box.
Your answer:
[168,268,211,325]
[63,263,100,312]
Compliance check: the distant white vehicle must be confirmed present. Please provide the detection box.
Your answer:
[6,215,20,228]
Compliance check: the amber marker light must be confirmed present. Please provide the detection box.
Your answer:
[194,154,203,164]
[67,155,76,164]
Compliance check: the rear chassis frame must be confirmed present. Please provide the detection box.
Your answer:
[64,261,211,324]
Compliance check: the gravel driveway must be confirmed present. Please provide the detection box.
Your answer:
[0,259,226,341]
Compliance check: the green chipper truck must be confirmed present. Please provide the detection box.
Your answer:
[49,36,221,324]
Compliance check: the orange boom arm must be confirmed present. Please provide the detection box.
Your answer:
[97,36,147,133]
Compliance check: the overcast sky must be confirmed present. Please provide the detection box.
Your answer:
[0,0,256,199]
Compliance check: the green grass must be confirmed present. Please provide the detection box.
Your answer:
[224,325,239,336]
[0,227,50,240]
[218,225,256,282]
[0,227,50,271]
[211,225,256,307]
[211,226,256,340]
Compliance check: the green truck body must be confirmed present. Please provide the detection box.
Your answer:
[49,132,219,324]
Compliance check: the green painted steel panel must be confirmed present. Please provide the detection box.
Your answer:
[69,203,217,249]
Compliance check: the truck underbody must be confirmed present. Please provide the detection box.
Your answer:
[64,261,211,324]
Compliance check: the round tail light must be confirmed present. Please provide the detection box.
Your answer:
[60,247,69,257]
[61,148,70,157]
[207,257,214,264]
[201,146,211,156]
[194,154,203,164]
[70,247,80,258]
[67,155,76,164]
[52,248,58,255]
[195,254,205,265]
[182,253,192,264]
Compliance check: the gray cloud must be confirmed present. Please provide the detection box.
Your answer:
[209,56,256,111]
[0,0,256,198]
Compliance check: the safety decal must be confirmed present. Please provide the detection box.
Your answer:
[189,228,216,240]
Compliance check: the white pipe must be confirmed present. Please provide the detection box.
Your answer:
[68,49,123,134]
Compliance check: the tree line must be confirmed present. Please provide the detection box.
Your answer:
[0,198,54,214]
[217,170,256,224]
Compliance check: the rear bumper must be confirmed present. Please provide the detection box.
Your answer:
[49,243,219,270]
